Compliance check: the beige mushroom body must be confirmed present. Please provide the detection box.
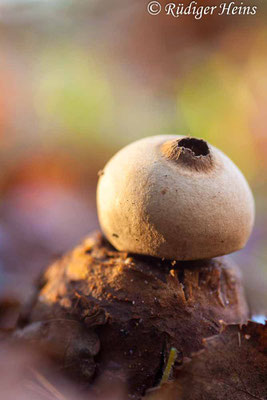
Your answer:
[97,135,255,260]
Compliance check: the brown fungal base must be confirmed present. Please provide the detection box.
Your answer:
[16,232,249,398]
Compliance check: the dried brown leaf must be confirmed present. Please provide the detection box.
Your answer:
[145,321,267,400]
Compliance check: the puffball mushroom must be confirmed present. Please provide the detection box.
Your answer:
[97,135,255,260]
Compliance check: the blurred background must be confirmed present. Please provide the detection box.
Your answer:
[0,0,266,321]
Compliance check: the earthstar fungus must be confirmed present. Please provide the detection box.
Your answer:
[16,135,256,398]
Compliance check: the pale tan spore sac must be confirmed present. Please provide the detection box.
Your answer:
[97,135,255,260]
